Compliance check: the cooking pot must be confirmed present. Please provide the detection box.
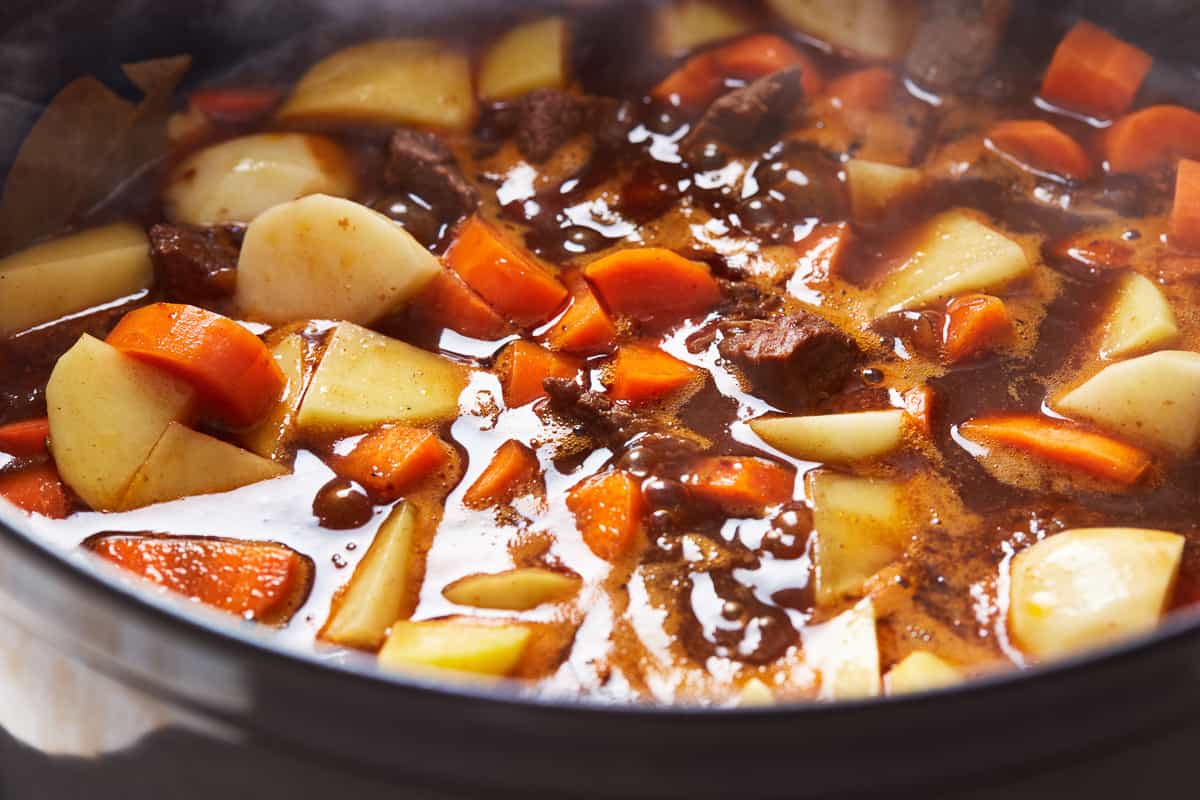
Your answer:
[2,1,1200,797]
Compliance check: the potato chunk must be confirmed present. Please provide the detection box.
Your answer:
[119,422,287,511]
[1009,528,1183,660]
[277,39,475,130]
[1052,350,1200,455]
[751,410,905,463]
[809,472,907,602]
[239,334,307,461]
[321,503,417,650]
[478,17,569,101]
[163,133,356,226]
[1100,272,1179,360]
[47,335,195,511]
[236,194,440,325]
[0,223,152,337]
[846,159,924,223]
[883,652,961,695]
[654,0,751,55]
[767,0,919,60]
[443,568,581,611]
[296,322,466,434]
[379,619,532,677]
[874,210,1031,316]
[801,598,880,700]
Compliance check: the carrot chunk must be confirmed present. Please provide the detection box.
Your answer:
[1169,158,1200,252]
[959,414,1152,485]
[0,464,69,518]
[544,283,617,356]
[445,217,568,327]
[107,303,284,429]
[584,248,720,323]
[329,425,449,502]
[985,120,1093,180]
[0,418,50,457]
[189,87,283,123]
[1040,20,1151,119]
[1103,105,1200,173]
[83,533,313,624]
[652,33,823,111]
[408,268,509,340]
[942,294,1014,363]
[499,341,582,407]
[608,344,701,405]
[567,471,645,561]
[683,456,794,516]
[463,439,540,509]
[826,67,895,112]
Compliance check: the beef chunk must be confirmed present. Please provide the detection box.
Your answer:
[682,67,806,160]
[906,0,1011,93]
[148,223,240,306]
[385,129,478,221]
[500,90,633,163]
[718,312,860,411]
[543,377,704,458]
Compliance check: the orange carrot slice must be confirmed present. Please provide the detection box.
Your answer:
[0,418,50,457]
[608,344,701,405]
[1040,20,1151,119]
[683,456,794,516]
[985,120,1093,180]
[959,414,1152,485]
[445,217,568,327]
[107,303,285,429]
[826,67,895,111]
[463,439,541,509]
[584,248,720,323]
[943,294,1014,363]
[567,471,645,561]
[329,425,449,502]
[84,533,313,623]
[1103,105,1200,173]
[652,34,823,111]
[189,87,283,123]
[0,464,69,518]
[409,268,509,340]
[544,283,617,356]
[1169,158,1200,252]
[499,341,582,407]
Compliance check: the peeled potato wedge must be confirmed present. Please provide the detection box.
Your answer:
[240,334,307,461]
[296,322,466,434]
[276,39,475,130]
[736,677,775,707]
[883,651,961,695]
[801,598,880,700]
[236,194,440,325]
[379,619,533,677]
[163,133,356,226]
[846,159,924,223]
[119,422,288,511]
[654,0,752,55]
[1009,528,1184,660]
[478,17,569,101]
[1052,350,1200,455]
[321,503,417,650]
[443,568,581,611]
[874,210,1031,316]
[0,223,152,337]
[751,410,906,463]
[47,335,196,511]
[808,471,907,603]
[768,0,919,60]
[1099,272,1179,360]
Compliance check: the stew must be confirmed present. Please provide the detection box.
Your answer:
[3,0,1200,705]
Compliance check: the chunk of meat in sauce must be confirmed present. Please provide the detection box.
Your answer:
[148,223,240,307]
[906,0,1012,93]
[682,67,805,160]
[384,129,479,222]
[507,89,634,162]
[718,312,861,412]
